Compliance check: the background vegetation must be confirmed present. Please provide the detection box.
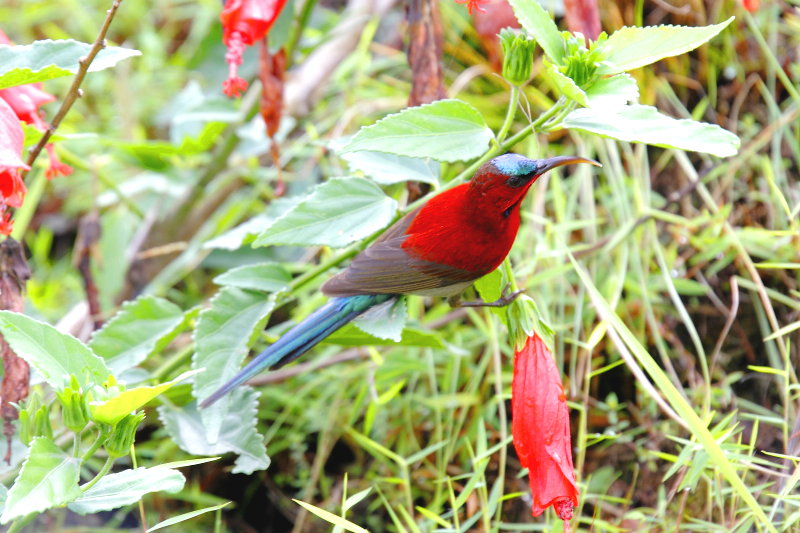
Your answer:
[0,0,798,531]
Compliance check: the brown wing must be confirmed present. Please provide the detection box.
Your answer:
[321,208,479,297]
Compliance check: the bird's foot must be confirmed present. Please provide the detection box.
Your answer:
[457,285,525,308]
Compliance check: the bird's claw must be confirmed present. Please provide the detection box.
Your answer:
[459,285,525,308]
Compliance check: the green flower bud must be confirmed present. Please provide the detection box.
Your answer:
[56,376,89,434]
[500,28,536,86]
[18,393,52,445]
[18,408,31,446]
[103,411,145,458]
[559,31,607,88]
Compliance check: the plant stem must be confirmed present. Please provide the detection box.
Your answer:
[6,513,35,533]
[131,443,148,533]
[501,257,518,292]
[81,429,105,463]
[81,455,115,492]
[496,85,519,145]
[284,0,319,68]
[10,169,46,240]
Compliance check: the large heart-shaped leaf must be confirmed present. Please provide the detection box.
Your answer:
[89,296,186,375]
[0,311,110,391]
[562,105,740,157]
[598,17,734,74]
[253,177,397,248]
[1,437,81,523]
[339,99,493,163]
[68,467,185,515]
[192,288,276,442]
[159,388,269,475]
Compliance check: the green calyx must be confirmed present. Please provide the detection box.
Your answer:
[500,28,537,86]
[18,392,53,445]
[559,31,607,88]
[103,411,146,458]
[56,375,90,434]
[506,294,555,352]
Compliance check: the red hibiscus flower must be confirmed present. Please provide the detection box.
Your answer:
[0,97,30,235]
[512,333,579,525]
[220,0,288,97]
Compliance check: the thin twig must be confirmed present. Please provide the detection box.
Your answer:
[709,277,739,379]
[23,0,124,172]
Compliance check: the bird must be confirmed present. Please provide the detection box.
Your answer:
[199,153,600,407]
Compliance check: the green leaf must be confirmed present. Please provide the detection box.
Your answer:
[353,298,406,342]
[585,73,639,109]
[561,105,740,157]
[192,288,276,442]
[0,39,141,89]
[473,267,509,324]
[293,499,369,533]
[89,370,201,425]
[545,61,588,106]
[253,177,398,248]
[338,99,493,163]
[341,151,440,186]
[89,296,186,375]
[158,388,270,475]
[326,324,443,348]
[598,17,734,75]
[0,311,110,391]
[213,263,292,293]
[147,502,231,532]
[68,467,185,515]
[507,0,564,64]
[474,269,503,303]
[157,457,221,469]
[343,487,373,512]
[0,437,81,524]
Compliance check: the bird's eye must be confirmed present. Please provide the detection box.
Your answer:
[506,172,536,188]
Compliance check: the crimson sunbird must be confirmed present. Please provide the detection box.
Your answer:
[200,153,599,407]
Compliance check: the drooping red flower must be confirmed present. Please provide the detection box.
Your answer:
[220,0,288,97]
[0,97,30,235]
[512,333,578,524]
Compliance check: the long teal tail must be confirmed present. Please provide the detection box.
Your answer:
[199,294,394,408]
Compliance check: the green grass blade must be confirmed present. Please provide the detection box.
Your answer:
[568,251,776,533]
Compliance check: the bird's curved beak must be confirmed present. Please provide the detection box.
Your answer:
[537,155,602,174]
